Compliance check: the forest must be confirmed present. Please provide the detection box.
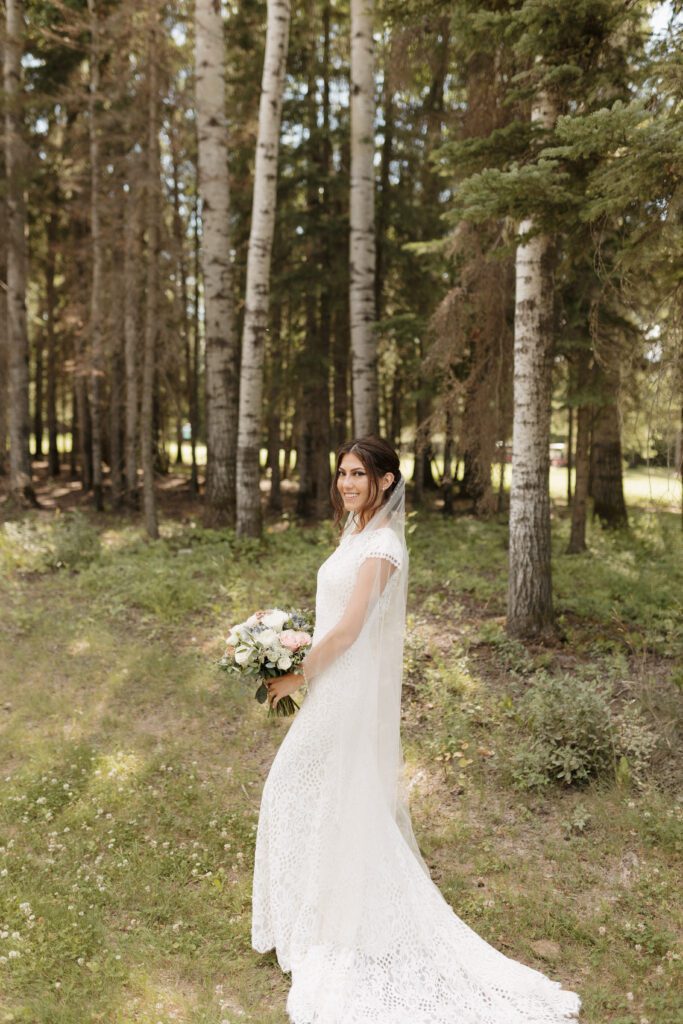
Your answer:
[1,1,682,1023]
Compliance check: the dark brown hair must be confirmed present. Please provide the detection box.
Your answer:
[330,436,402,531]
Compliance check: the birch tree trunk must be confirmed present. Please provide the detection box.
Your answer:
[195,0,239,526]
[507,94,556,638]
[4,0,35,502]
[141,15,160,539]
[349,0,377,436]
[236,0,291,537]
[123,170,141,508]
[87,0,104,510]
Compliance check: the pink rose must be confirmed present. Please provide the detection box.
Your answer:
[279,629,312,652]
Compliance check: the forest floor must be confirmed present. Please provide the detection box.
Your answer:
[0,467,682,1024]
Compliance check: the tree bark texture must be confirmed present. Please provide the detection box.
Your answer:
[567,347,592,553]
[0,199,7,472]
[195,0,239,526]
[33,332,44,458]
[236,0,291,537]
[123,171,141,507]
[87,0,104,510]
[45,211,60,475]
[508,95,556,638]
[141,15,160,539]
[296,16,331,520]
[590,358,628,529]
[349,0,377,437]
[4,0,34,501]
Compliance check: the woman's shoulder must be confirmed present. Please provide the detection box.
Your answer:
[359,526,403,566]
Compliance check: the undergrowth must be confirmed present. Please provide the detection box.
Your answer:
[0,505,681,1023]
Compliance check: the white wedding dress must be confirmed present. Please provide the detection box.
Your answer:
[252,523,581,1023]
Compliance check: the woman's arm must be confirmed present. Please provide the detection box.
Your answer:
[300,556,397,684]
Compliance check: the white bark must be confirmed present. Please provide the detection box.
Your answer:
[236,0,291,537]
[508,94,556,638]
[87,0,104,510]
[195,0,239,526]
[4,0,33,499]
[349,0,377,437]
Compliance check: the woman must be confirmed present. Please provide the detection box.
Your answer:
[252,436,581,1023]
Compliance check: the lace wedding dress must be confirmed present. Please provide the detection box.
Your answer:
[252,508,581,1023]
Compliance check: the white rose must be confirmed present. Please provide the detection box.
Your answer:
[234,647,251,666]
[262,609,289,630]
[226,632,239,646]
[277,655,292,671]
[257,628,278,646]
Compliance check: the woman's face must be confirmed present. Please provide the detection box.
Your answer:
[336,452,393,516]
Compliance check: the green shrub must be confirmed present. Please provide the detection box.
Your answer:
[508,673,659,790]
[0,513,101,573]
[612,701,659,788]
[509,674,615,789]
[51,511,101,570]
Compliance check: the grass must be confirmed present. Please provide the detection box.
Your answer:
[0,501,681,1024]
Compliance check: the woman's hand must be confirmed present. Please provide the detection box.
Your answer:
[267,672,304,711]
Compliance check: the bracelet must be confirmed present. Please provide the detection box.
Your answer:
[301,663,310,686]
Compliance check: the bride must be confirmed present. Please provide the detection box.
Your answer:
[252,436,581,1023]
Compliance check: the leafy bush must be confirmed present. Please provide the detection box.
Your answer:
[51,511,101,570]
[612,701,659,788]
[508,673,659,790]
[0,513,101,573]
[509,674,615,790]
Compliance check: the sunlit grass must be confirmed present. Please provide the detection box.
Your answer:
[1,507,681,1022]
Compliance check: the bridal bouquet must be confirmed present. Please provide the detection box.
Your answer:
[220,607,314,716]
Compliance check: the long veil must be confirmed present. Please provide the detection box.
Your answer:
[342,477,429,874]
[310,478,430,958]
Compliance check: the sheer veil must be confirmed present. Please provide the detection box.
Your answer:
[311,477,430,955]
[343,477,429,875]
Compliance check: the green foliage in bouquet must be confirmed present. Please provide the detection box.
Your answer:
[219,608,315,717]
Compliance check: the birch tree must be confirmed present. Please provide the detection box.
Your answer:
[349,0,377,436]
[507,93,557,638]
[236,0,291,537]
[195,0,238,526]
[87,0,104,510]
[4,0,35,503]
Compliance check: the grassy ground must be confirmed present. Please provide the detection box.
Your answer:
[0,488,681,1024]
